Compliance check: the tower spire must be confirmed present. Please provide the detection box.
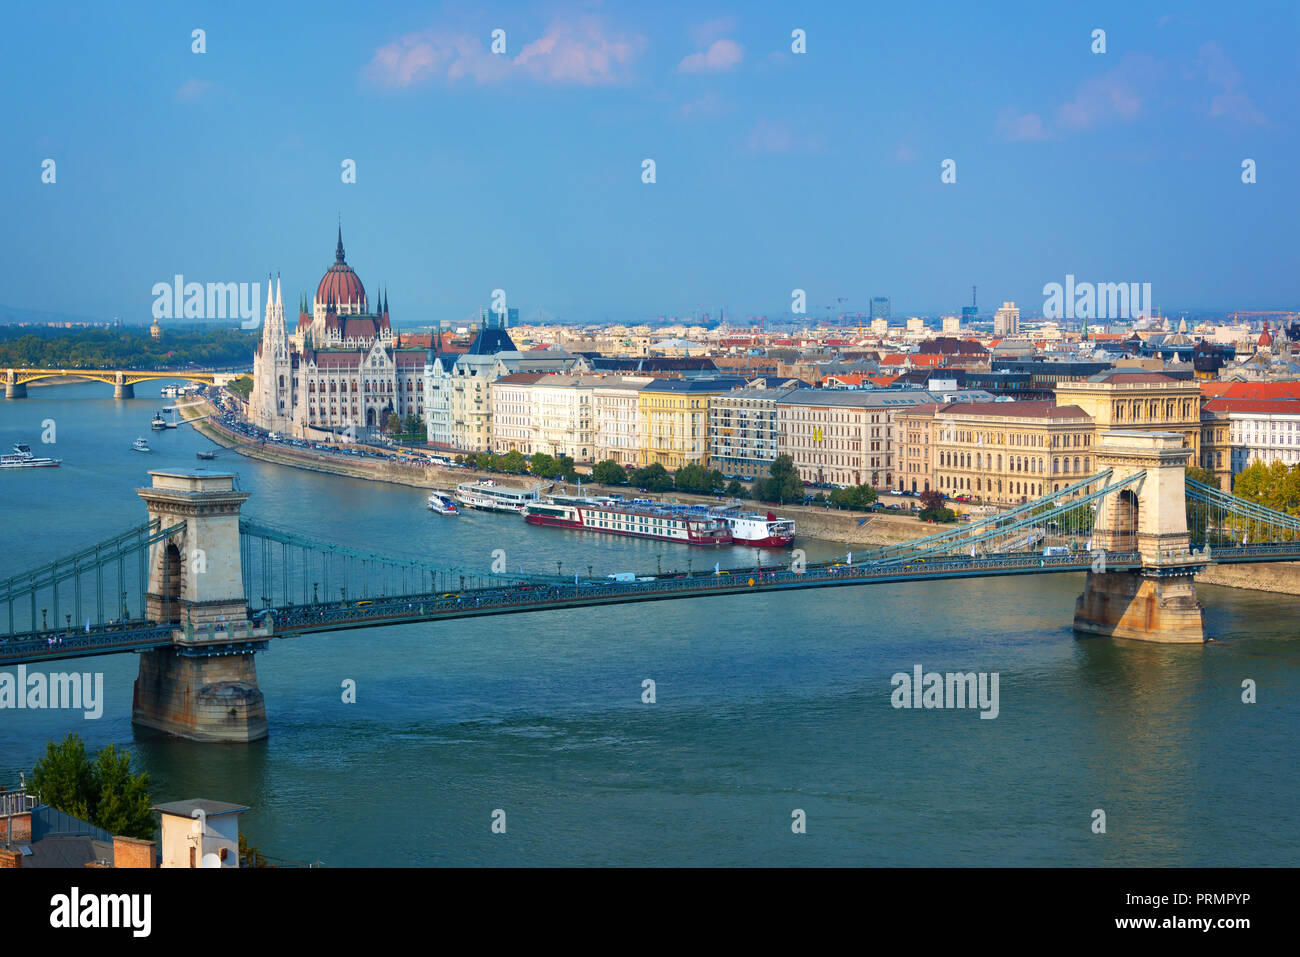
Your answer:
[335,221,345,263]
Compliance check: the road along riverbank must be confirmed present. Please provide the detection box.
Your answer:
[182,398,934,547]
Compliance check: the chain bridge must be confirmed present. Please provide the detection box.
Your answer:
[3,431,1299,741]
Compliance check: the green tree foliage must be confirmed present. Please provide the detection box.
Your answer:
[591,459,628,485]
[1185,464,1217,488]
[467,451,503,472]
[674,462,725,495]
[725,479,748,498]
[227,375,253,401]
[755,455,804,504]
[827,484,878,510]
[500,450,527,474]
[30,733,154,840]
[919,506,958,523]
[1233,460,1300,516]
[631,462,673,492]
[0,325,257,369]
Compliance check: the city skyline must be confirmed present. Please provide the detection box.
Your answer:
[3,1,1296,324]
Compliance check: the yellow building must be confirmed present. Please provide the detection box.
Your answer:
[637,378,742,470]
[1053,370,1202,459]
[898,399,1096,505]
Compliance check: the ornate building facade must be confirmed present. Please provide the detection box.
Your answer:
[250,229,426,437]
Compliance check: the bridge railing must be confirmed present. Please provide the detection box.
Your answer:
[1,519,186,639]
[1186,478,1300,547]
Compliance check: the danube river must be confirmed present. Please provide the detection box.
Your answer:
[2,382,1297,866]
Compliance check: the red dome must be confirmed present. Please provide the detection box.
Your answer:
[316,227,366,308]
[1258,322,1273,347]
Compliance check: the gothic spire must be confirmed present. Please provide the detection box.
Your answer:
[335,223,345,264]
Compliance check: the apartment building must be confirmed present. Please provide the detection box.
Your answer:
[637,377,745,469]
[593,376,653,468]
[709,387,794,480]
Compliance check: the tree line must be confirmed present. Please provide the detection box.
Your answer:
[0,325,257,369]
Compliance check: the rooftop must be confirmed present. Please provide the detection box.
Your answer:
[153,799,251,819]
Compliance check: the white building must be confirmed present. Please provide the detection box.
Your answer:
[993,301,1020,336]
[1215,400,1300,475]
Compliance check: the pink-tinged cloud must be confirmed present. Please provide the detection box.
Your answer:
[744,119,824,154]
[996,108,1049,142]
[1196,42,1267,126]
[678,38,744,75]
[1057,53,1158,130]
[677,91,729,120]
[513,17,645,86]
[174,78,214,102]
[893,142,917,163]
[363,18,643,89]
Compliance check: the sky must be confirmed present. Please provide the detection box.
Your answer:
[2,0,1297,326]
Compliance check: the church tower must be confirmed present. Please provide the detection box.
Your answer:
[252,276,291,431]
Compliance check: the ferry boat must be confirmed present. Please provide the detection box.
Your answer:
[716,508,796,547]
[454,480,545,514]
[159,385,180,398]
[196,450,216,461]
[427,492,459,515]
[132,437,152,453]
[150,411,167,431]
[524,496,732,546]
[0,444,61,468]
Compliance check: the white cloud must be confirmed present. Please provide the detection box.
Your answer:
[678,38,744,75]
[363,17,644,90]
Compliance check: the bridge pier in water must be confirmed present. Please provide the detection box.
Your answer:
[131,470,270,742]
[4,370,25,398]
[113,373,134,399]
[1073,431,1206,643]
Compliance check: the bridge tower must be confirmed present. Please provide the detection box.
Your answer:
[1074,431,1206,643]
[132,471,269,742]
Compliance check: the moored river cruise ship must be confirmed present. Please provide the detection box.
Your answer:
[523,496,733,545]
[454,480,545,514]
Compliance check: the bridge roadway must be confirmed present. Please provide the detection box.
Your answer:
[4,542,1299,667]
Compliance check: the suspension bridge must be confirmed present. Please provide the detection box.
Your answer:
[3,430,1299,741]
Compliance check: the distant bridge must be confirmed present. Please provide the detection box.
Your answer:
[4,368,216,399]
[2,430,1298,741]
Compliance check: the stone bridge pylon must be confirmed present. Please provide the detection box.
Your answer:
[132,471,270,742]
[1073,431,1206,643]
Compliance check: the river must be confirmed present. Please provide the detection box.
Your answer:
[2,382,1297,866]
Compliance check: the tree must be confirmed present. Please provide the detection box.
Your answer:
[30,733,154,840]
[500,450,527,474]
[591,459,628,485]
[756,455,804,504]
[828,484,878,511]
[1234,460,1300,516]
[530,452,561,478]
[556,454,580,483]
[227,376,253,401]
[674,462,725,495]
[725,479,747,498]
[91,745,155,839]
[919,489,945,513]
[1186,464,1217,488]
[631,462,673,492]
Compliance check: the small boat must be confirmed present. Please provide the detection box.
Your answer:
[150,412,167,431]
[427,492,459,515]
[132,437,152,453]
[0,443,61,468]
[196,450,216,461]
[160,385,180,398]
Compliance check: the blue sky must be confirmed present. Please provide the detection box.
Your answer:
[3,0,1297,325]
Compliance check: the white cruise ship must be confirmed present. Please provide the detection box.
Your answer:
[454,480,545,514]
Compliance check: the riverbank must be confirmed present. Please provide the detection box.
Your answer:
[184,399,933,547]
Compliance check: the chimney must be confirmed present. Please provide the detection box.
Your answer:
[113,835,158,868]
